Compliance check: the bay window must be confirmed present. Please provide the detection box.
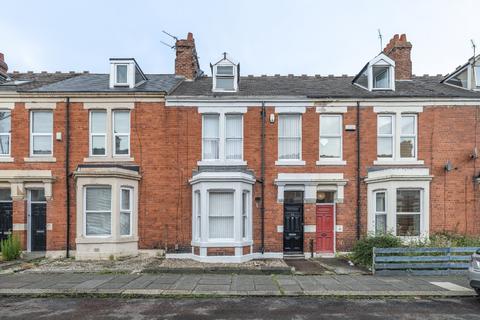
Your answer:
[319,115,342,160]
[242,191,248,239]
[209,192,234,239]
[396,189,421,237]
[120,188,132,236]
[0,111,11,156]
[374,191,387,235]
[85,186,112,236]
[278,114,301,161]
[30,111,53,156]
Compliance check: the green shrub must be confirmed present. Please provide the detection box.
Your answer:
[0,234,22,261]
[351,234,402,268]
[427,232,480,247]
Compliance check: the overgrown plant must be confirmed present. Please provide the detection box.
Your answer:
[350,233,402,268]
[0,234,22,261]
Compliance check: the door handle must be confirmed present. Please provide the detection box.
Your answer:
[36,230,45,234]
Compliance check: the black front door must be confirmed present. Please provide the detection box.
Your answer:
[30,190,47,252]
[283,191,304,253]
[0,202,13,242]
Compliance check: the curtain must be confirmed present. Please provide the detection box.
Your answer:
[203,115,220,159]
[209,192,234,239]
[278,114,301,159]
[225,115,242,160]
[85,187,111,236]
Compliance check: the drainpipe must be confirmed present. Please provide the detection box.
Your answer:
[356,101,361,240]
[260,101,266,253]
[65,97,71,258]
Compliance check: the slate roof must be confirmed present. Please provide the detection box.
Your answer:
[169,75,480,99]
[30,73,183,93]
[0,72,82,92]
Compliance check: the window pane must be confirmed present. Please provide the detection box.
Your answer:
[33,136,52,155]
[375,214,387,235]
[242,192,248,238]
[116,65,128,84]
[203,138,219,159]
[378,116,393,134]
[113,111,130,134]
[279,115,301,138]
[316,191,335,203]
[0,135,9,155]
[375,192,385,212]
[279,138,300,159]
[91,136,106,155]
[0,189,11,201]
[377,137,393,158]
[216,78,234,90]
[476,66,480,87]
[0,111,11,133]
[217,65,234,76]
[401,116,415,135]
[203,115,219,138]
[115,135,129,155]
[32,111,52,134]
[396,190,420,212]
[373,67,389,88]
[225,115,242,138]
[320,116,341,135]
[320,137,341,158]
[121,189,131,210]
[86,187,111,211]
[86,212,111,235]
[225,139,242,160]
[30,189,46,202]
[396,214,420,236]
[209,192,234,239]
[446,68,468,88]
[400,137,415,158]
[91,111,106,133]
[120,211,130,236]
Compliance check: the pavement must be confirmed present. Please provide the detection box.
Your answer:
[1,297,480,319]
[0,273,476,297]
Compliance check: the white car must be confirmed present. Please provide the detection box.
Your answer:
[469,249,480,295]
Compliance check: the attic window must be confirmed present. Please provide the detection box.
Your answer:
[475,66,480,88]
[215,65,235,91]
[445,68,468,89]
[115,64,128,85]
[373,66,390,89]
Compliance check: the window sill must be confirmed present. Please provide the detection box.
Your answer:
[197,160,247,167]
[275,160,306,166]
[191,239,253,247]
[24,157,56,163]
[373,159,424,166]
[316,159,346,166]
[0,157,14,163]
[84,157,135,163]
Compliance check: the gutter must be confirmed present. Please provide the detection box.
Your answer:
[65,97,71,258]
[356,101,361,240]
[260,101,266,254]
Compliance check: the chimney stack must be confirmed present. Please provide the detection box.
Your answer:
[383,34,412,80]
[175,32,202,80]
[0,52,8,82]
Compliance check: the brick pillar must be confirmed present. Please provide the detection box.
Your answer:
[12,198,27,250]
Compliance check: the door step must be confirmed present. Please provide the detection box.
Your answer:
[283,253,305,260]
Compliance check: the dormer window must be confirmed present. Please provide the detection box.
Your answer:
[115,64,128,85]
[353,53,395,91]
[443,56,480,91]
[109,58,147,89]
[211,53,239,92]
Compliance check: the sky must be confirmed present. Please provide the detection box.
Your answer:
[0,0,479,77]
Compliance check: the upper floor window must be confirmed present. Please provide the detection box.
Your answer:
[30,111,53,156]
[377,114,417,160]
[211,53,239,92]
[0,111,11,156]
[353,53,395,91]
[90,111,107,156]
[115,64,128,85]
[278,114,302,161]
[113,111,130,156]
[373,66,390,89]
[202,113,243,162]
[319,115,342,160]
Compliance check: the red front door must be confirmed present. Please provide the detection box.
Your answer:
[316,204,334,253]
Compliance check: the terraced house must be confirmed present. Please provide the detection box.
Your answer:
[0,33,479,262]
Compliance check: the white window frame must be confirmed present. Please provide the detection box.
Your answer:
[89,110,107,157]
[372,66,391,90]
[194,191,201,241]
[0,110,11,157]
[202,114,220,161]
[225,114,243,161]
[112,110,131,157]
[395,188,422,238]
[30,110,53,157]
[399,114,417,160]
[212,62,238,92]
[277,113,302,163]
[114,64,129,86]
[319,114,343,161]
[208,190,235,241]
[377,114,395,160]
[198,107,247,166]
[84,185,112,238]
[374,190,387,235]
[241,191,249,240]
[120,187,133,237]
